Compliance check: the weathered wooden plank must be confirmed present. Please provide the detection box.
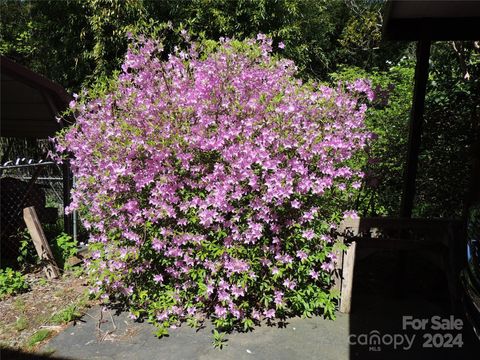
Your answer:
[339,217,361,235]
[23,206,60,279]
[339,241,357,314]
[337,217,360,313]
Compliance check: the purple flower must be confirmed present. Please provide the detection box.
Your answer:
[199,208,218,227]
[343,210,359,219]
[152,238,165,252]
[296,250,308,261]
[321,262,334,272]
[214,305,227,319]
[231,286,245,298]
[283,279,296,290]
[302,229,315,241]
[206,284,215,295]
[121,286,133,296]
[119,248,129,258]
[274,290,284,305]
[260,258,271,267]
[157,312,168,321]
[224,258,250,274]
[327,252,338,262]
[187,307,196,316]
[218,290,231,302]
[264,309,276,319]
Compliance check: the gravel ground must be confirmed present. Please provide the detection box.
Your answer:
[0,268,90,353]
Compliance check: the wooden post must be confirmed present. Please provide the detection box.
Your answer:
[340,241,357,314]
[400,40,431,218]
[337,217,360,314]
[23,207,60,279]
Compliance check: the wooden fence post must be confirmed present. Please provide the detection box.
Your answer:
[339,241,357,313]
[23,207,60,279]
[337,217,360,314]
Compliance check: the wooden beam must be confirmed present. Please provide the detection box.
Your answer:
[23,207,60,279]
[337,218,360,314]
[400,40,431,218]
[340,241,356,314]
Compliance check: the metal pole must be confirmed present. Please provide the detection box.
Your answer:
[73,176,77,242]
[400,40,431,218]
[62,160,73,235]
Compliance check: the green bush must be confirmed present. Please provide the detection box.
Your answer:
[17,232,78,270]
[0,268,29,298]
[52,233,78,269]
[330,62,415,216]
[56,36,371,339]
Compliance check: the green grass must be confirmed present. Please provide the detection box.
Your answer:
[27,329,51,347]
[15,315,28,332]
[50,293,89,325]
[50,303,82,325]
[13,298,26,312]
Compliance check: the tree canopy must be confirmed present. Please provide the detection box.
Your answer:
[1,0,479,218]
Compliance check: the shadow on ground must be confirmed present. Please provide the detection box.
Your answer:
[349,249,480,359]
[0,347,71,360]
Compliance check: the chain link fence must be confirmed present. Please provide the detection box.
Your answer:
[0,160,67,260]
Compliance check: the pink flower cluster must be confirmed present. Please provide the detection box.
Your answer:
[56,35,371,328]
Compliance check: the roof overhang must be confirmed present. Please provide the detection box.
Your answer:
[1,56,72,139]
[384,0,480,41]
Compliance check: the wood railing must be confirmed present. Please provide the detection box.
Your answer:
[334,217,463,313]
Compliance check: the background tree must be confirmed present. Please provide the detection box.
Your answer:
[1,0,405,90]
[416,41,480,217]
[1,0,478,218]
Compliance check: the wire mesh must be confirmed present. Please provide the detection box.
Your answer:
[0,161,65,259]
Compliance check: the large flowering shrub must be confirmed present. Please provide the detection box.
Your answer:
[56,35,373,337]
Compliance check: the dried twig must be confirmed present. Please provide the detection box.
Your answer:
[100,310,118,341]
[39,325,64,331]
